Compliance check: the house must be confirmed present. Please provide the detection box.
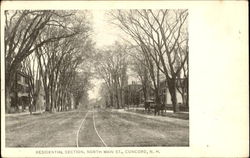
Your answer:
[137,86,155,105]
[159,78,188,111]
[126,78,188,111]
[124,81,155,107]
[9,71,31,112]
[124,81,142,106]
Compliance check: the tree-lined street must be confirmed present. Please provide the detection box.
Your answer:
[6,109,188,147]
[4,9,189,148]
[1,1,249,158]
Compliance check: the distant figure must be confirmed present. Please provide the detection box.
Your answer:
[29,104,32,115]
[144,101,151,113]
[154,103,166,116]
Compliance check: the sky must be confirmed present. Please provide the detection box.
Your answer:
[88,10,120,100]
[91,10,122,49]
[87,10,140,100]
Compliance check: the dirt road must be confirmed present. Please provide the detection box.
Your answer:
[5,109,189,147]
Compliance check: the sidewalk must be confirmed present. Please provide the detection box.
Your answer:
[121,107,189,120]
[112,108,189,127]
[125,107,189,114]
[5,111,44,117]
[127,107,175,112]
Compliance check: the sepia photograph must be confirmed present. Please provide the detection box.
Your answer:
[1,1,248,158]
[4,9,189,147]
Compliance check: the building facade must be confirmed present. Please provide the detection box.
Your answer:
[9,71,31,112]
[124,82,142,106]
[159,78,188,111]
[124,78,188,111]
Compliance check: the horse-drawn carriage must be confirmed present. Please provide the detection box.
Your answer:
[144,99,166,116]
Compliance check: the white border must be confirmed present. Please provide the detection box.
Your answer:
[1,1,249,157]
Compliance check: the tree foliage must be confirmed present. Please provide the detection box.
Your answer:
[5,10,94,113]
[110,9,188,112]
[95,42,128,109]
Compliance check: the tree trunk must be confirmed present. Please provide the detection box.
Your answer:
[5,87,11,113]
[110,93,113,107]
[5,63,17,92]
[154,88,161,115]
[115,93,119,109]
[5,67,17,113]
[143,85,148,110]
[120,89,123,108]
[186,78,189,108]
[114,78,120,109]
[44,86,50,112]
[143,85,147,101]
[167,78,178,113]
[181,93,186,106]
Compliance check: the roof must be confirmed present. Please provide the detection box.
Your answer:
[160,78,188,88]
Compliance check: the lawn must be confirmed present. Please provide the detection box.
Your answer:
[126,108,189,120]
[94,109,189,147]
